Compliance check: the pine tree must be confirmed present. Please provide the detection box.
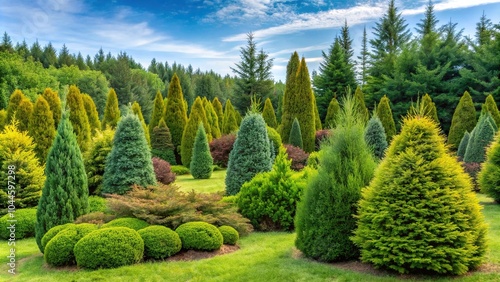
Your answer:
[288,118,303,149]
[482,94,500,127]
[226,113,272,195]
[212,97,224,131]
[42,88,62,129]
[151,118,176,165]
[181,97,209,167]
[364,115,388,160]
[101,88,120,130]
[279,52,301,139]
[84,128,114,195]
[421,93,439,125]
[132,101,150,146]
[6,89,24,124]
[222,99,238,134]
[376,95,396,143]
[81,94,101,136]
[148,91,165,138]
[66,85,92,152]
[190,123,213,179]
[352,115,487,274]
[457,131,470,159]
[448,91,477,149]
[479,133,500,202]
[262,98,278,128]
[35,112,89,252]
[102,114,156,195]
[29,96,55,162]
[164,74,188,163]
[353,86,369,123]
[14,98,33,133]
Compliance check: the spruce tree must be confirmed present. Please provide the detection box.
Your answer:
[457,131,470,159]
[14,98,33,133]
[212,97,224,131]
[35,112,89,252]
[29,96,55,162]
[181,97,209,167]
[81,94,101,136]
[482,94,500,127]
[148,90,165,138]
[164,74,188,163]
[448,91,477,149]
[364,115,388,160]
[376,95,396,143]
[6,89,24,124]
[295,96,377,262]
[222,99,238,134]
[262,98,278,128]
[84,128,114,195]
[190,123,213,179]
[101,88,120,130]
[353,86,369,123]
[288,118,303,149]
[102,114,156,195]
[132,101,150,146]
[42,88,62,129]
[67,85,92,152]
[151,118,176,164]
[352,115,487,274]
[479,133,500,202]
[324,97,340,128]
[225,113,272,195]
[421,93,439,125]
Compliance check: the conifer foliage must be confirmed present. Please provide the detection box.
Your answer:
[222,99,238,134]
[448,91,476,149]
[190,123,213,179]
[84,128,114,195]
[482,94,500,127]
[352,116,487,275]
[148,91,164,139]
[101,88,120,130]
[463,113,496,163]
[212,97,224,131]
[6,89,24,124]
[289,118,303,149]
[66,85,91,152]
[262,98,277,128]
[81,94,101,135]
[164,74,188,162]
[29,96,55,162]
[324,97,340,128]
[376,95,396,142]
[42,88,62,129]
[181,97,208,167]
[151,118,176,165]
[14,98,33,133]
[479,132,500,202]
[132,101,150,146]
[364,115,388,159]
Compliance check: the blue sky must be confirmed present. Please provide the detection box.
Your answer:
[1,0,500,81]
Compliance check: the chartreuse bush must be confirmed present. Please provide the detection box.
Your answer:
[267,126,282,157]
[84,128,114,195]
[138,225,182,260]
[40,223,75,252]
[0,208,36,239]
[377,95,396,143]
[448,91,476,149]
[218,225,239,245]
[101,217,149,230]
[479,132,500,202]
[44,223,97,266]
[352,115,487,275]
[74,227,144,269]
[175,221,223,251]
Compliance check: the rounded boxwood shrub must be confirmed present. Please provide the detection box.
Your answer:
[74,227,144,269]
[44,223,97,266]
[0,208,36,240]
[175,221,223,251]
[138,225,182,260]
[41,223,75,253]
[218,225,239,245]
[100,217,149,230]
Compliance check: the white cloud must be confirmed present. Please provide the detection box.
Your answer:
[205,0,295,24]
[403,0,500,15]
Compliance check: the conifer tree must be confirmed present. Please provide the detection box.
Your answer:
[212,97,224,131]
[85,128,114,195]
[279,52,300,140]
[353,86,369,123]
[364,115,388,160]
[81,94,101,136]
[151,118,176,164]
[482,94,500,127]
[448,91,477,149]
[6,89,24,124]
[181,97,209,167]
[35,112,89,252]
[102,114,156,195]
[164,74,188,163]
[289,118,303,149]
[421,93,439,125]
[190,123,213,179]
[0,110,6,130]
[66,85,92,152]
[464,113,496,163]
[29,96,55,162]
[376,95,396,142]
[352,115,487,275]
[101,88,120,130]
[479,133,500,202]
[262,98,278,128]
[42,88,62,129]
[148,91,164,138]
[312,94,322,130]
[457,131,470,159]
[222,99,238,134]
[203,97,220,140]
[132,101,150,146]
[325,97,340,128]
[14,98,33,133]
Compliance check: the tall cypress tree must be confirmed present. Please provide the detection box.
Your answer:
[312,94,322,130]
[132,101,150,146]
[376,95,397,143]
[67,85,92,152]
[262,98,278,128]
[42,88,62,129]
[353,86,369,123]
[151,118,176,164]
[164,74,188,164]
[81,94,101,136]
[181,97,209,167]
[203,98,220,140]
[6,89,24,124]
[29,96,55,162]
[101,88,120,130]
[279,52,301,139]
[212,97,224,131]
[448,91,476,149]
[222,99,238,134]
[325,97,340,128]
[35,112,89,252]
[14,98,33,133]
[148,90,164,138]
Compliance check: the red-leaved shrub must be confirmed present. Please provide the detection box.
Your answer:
[315,130,331,151]
[462,162,481,191]
[209,134,236,168]
[152,157,176,185]
[284,144,309,171]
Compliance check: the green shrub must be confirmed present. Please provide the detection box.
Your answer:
[44,223,97,266]
[175,221,223,251]
[84,128,114,195]
[324,97,340,129]
[190,123,213,179]
[181,97,209,167]
[138,225,182,260]
[101,217,149,230]
[448,91,476,149]
[364,115,388,159]
[306,151,320,169]
[151,118,176,165]
[479,132,500,202]
[288,118,303,149]
[218,225,239,245]
[41,223,75,252]
[376,95,396,143]
[171,165,190,175]
[74,212,115,225]
[88,196,107,213]
[267,126,282,158]
[262,98,277,128]
[0,208,36,240]
[74,227,144,269]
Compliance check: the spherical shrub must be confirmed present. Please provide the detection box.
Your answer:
[218,225,239,245]
[175,222,223,251]
[152,157,176,184]
[88,196,107,213]
[209,134,236,168]
[284,144,309,171]
[41,223,75,253]
[100,217,149,230]
[0,208,36,240]
[44,223,97,266]
[138,225,182,260]
[74,227,144,269]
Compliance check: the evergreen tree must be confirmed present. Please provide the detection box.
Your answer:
[262,98,278,128]
[0,32,13,52]
[0,110,6,130]
[352,115,487,274]
[29,96,55,162]
[181,97,209,167]
[448,91,477,149]
[353,86,369,123]
[84,128,114,195]
[6,89,24,124]
[479,133,500,202]
[190,123,213,179]
[222,99,238,134]
[288,118,303,149]
[66,85,92,152]
[148,91,164,138]
[14,98,33,133]
[312,94,322,130]
[325,97,340,128]
[463,113,496,163]
[421,93,439,125]
[357,26,369,85]
[132,101,150,146]
[41,42,57,68]
[101,88,120,130]
[164,74,188,164]
[295,96,377,262]
[203,97,220,140]
[339,19,354,66]
[212,97,224,131]
[482,94,500,127]
[457,131,470,159]
[42,88,62,129]
[364,115,388,160]
[81,94,101,136]
[151,118,176,165]
[35,112,89,252]
[102,114,156,195]
[376,95,396,142]
[279,52,301,138]
[226,113,272,195]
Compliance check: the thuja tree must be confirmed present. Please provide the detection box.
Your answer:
[190,123,213,179]
[482,94,500,127]
[181,97,209,167]
[151,118,175,164]
[203,97,221,140]
[6,89,24,124]
[364,114,388,160]
[289,118,303,149]
[353,86,368,124]
[66,85,91,152]
[102,114,156,195]
[463,113,496,163]
[164,74,187,163]
[14,98,33,133]
[42,88,62,129]
[222,99,239,134]
[479,133,500,202]
[225,113,272,195]
[352,115,487,275]
[312,94,322,130]
[262,98,277,129]
[457,131,470,160]
[212,97,224,131]
[295,96,377,262]
[82,94,101,136]
[84,128,114,195]
[324,97,340,128]
[101,88,120,130]
[29,96,55,162]
[448,91,476,149]
[148,91,164,139]
[421,93,439,125]
[376,95,396,142]
[132,101,150,146]
[35,112,89,252]
[279,52,300,140]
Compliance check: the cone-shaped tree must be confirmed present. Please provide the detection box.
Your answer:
[66,85,91,152]
[82,94,101,136]
[421,93,439,125]
[222,99,238,134]
[148,91,164,138]
[190,123,213,179]
[295,95,377,262]
[288,118,303,149]
[212,97,224,131]
[376,95,396,142]
[352,115,487,275]
[457,131,470,159]
[102,114,155,194]
[482,94,500,127]
[203,97,220,140]
[364,115,388,159]
[262,98,277,128]
[132,101,150,146]
[6,89,24,124]
[151,118,176,165]
[29,96,55,162]
[42,88,62,129]
[181,97,209,167]
[479,132,500,202]
[14,98,33,133]
[353,86,368,123]
[164,74,188,162]
[463,113,496,163]
[101,88,120,130]
[312,94,322,130]
[84,128,114,195]
[324,97,340,128]
[448,91,476,149]
[279,52,300,139]
[225,113,272,195]
[35,112,89,252]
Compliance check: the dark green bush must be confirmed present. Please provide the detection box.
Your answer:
[0,208,36,240]
[170,165,190,175]
[74,227,144,269]
[288,118,303,149]
[190,123,213,179]
[101,217,149,230]
[44,223,97,266]
[88,196,107,213]
[364,115,388,159]
[138,225,182,260]
[41,223,75,253]
[218,225,239,245]
[175,221,223,251]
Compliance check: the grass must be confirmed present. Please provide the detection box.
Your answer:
[175,169,226,193]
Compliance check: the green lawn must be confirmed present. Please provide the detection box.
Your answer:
[175,169,226,193]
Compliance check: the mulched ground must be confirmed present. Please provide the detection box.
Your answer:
[165,244,240,261]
